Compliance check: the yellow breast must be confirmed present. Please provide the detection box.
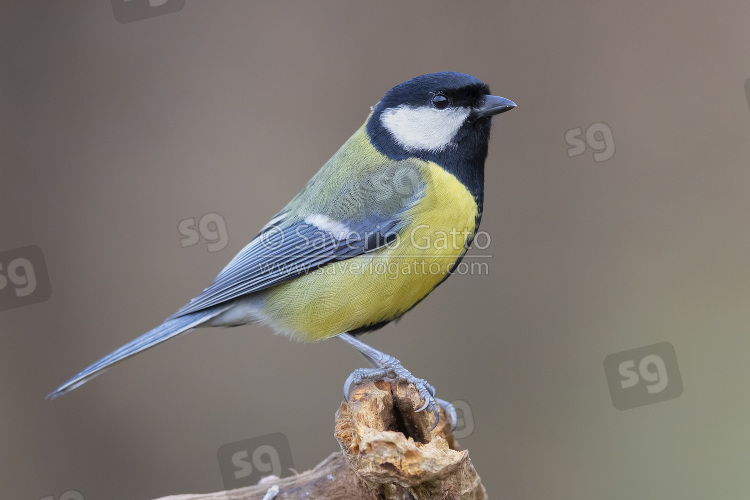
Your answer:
[262,161,479,342]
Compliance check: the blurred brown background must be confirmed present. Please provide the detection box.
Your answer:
[3,1,750,498]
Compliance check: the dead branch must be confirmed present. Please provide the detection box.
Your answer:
[155,379,486,500]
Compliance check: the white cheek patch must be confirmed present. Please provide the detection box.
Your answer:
[304,214,354,240]
[380,105,470,153]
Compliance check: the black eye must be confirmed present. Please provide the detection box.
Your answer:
[431,94,449,109]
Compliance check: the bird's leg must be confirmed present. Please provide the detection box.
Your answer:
[337,332,456,430]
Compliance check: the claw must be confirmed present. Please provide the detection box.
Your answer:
[343,368,390,402]
[427,404,439,430]
[416,398,430,412]
[436,398,458,431]
[343,372,355,401]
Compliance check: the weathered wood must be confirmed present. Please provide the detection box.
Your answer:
[155,379,486,500]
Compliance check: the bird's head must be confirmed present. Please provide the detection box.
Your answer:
[366,72,515,162]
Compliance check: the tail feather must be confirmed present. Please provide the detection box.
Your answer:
[46,306,230,400]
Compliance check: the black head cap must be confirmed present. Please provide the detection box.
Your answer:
[377,72,491,110]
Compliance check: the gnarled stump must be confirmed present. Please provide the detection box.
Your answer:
[155,379,486,499]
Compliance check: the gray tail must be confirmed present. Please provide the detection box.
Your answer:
[46,306,229,400]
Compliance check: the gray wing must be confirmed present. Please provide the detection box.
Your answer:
[168,214,404,319]
[171,157,427,319]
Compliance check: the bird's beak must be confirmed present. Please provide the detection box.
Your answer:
[476,95,516,117]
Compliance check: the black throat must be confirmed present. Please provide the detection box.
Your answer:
[366,113,491,217]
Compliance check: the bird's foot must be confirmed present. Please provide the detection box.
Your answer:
[435,397,457,432]
[343,358,452,431]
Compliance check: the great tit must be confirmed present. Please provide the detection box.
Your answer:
[47,72,515,427]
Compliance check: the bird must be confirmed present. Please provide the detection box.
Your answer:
[47,72,515,428]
